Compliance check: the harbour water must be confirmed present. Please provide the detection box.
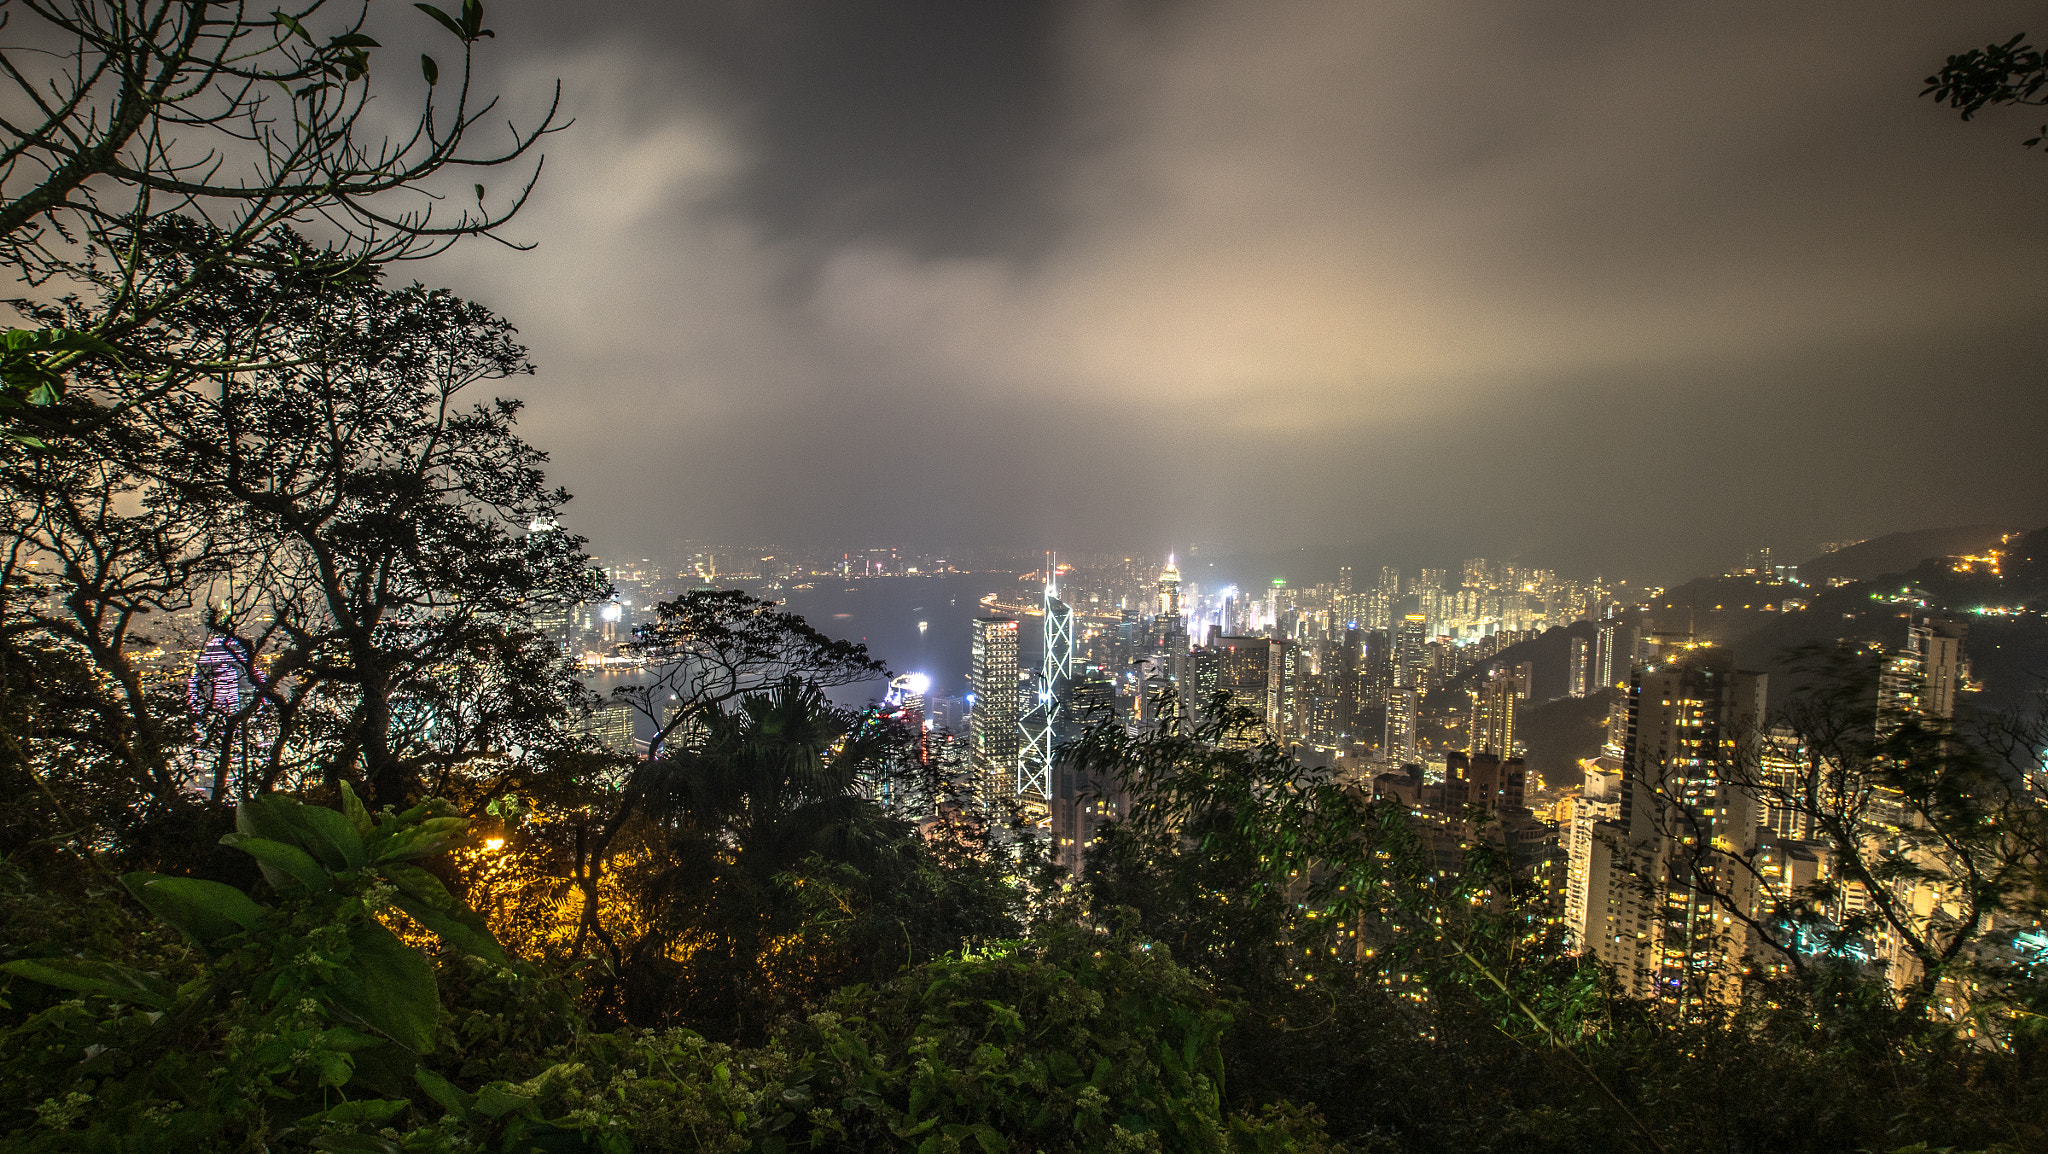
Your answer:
[773,572,1024,707]
[585,572,1027,726]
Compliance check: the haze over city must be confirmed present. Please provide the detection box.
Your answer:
[383,0,2048,580]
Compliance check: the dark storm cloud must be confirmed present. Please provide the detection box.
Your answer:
[417,1,2048,582]
[498,0,1073,260]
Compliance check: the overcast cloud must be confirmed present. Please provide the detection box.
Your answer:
[408,1,2048,581]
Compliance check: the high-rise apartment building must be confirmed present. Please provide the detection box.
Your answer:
[1593,619,1631,691]
[1563,763,1623,953]
[1394,614,1429,688]
[1368,566,1400,630]
[1570,648,1766,1012]
[1267,638,1299,740]
[1758,725,1814,840]
[970,617,1020,801]
[579,699,638,758]
[1469,668,1519,758]
[1386,686,1418,765]
[1568,637,1591,698]
[1898,615,1968,720]
[1207,636,1297,745]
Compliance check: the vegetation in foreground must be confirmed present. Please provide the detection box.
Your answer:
[1,5,2046,1150]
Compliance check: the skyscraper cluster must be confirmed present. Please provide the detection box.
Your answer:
[1560,614,1982,1011]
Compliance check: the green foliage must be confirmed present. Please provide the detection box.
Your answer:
[0,786,531,1150]
[773,925,1335,1153]
[605,680,1030,1039]
[1925,32,2048,151]
[0,328,118,447]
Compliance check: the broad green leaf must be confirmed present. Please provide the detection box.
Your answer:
[385,863,508,964]
[0,958,174,1009]
[330,920,438,1052]
[309,1135,404,1153]
[239,793,363,870]
[235,792,300,844]
[461,0,493,39]
[123,873,266,950]
[315,1026,386,1052]
[371,816,468,863]
[287,799,369,870]
[419,53,439,85]
[415,1068,475,1120]
[339,780,374,836]
[0,327,118,357]
[388,893,506,964]
[221,832,331,893]
[472,1083,537,1119]
[304,1098,408,1126]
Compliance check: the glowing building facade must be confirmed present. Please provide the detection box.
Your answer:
[969,617,1020,803]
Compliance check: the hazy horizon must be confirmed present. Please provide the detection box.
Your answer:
[365,1,2048,581]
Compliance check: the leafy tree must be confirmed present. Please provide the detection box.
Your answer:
[0,0,559,440]
[600,678,1029,1041]
[1071,698,1662,1152]
[550,590,887,963]
[0,230,600,882]
[619,588,889,758]
[0,785,540,1147]
[1925,32,2048,152]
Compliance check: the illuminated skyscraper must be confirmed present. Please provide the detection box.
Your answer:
[1469,667,1518,758]
[1394,614,1429,688]
[1157,554,1183,619]
[1386,687,1418,765]
[970,617,1020,801]
[1019,577,1073,807]
[1903,614,1968,720]
[579,699,638,758]
[1267,638,1298,740]
[1572,648,1765,1011]
[1564,764,1624,953]
[1213,636,1279,746]
[1568,637,1591,698]
[188,634,255,717]
[1594,619,1632,690]
[1368,566,1400,630]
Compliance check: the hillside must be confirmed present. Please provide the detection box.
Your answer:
[1799,524,2011,585]
[1728,524,2048,713]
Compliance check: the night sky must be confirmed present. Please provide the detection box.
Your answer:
[403,1,2048,581]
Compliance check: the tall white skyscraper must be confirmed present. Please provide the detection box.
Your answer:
[970,617,1020,802]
